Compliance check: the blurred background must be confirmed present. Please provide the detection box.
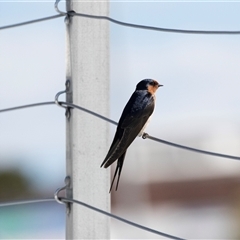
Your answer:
[1,0,240,239]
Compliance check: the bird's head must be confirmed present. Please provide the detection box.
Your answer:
[136,79,163,94]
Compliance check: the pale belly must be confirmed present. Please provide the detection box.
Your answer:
[138,94,155,137]
[138,115,152,137]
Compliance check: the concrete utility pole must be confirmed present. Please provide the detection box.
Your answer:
[65,0,110,239]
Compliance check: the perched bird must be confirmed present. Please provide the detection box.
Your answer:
[101,79,163,192]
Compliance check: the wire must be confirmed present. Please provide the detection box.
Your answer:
[0,101,116,124]
[60,197,186,240]
[60,101,240,161]
[0,102,55,113]
[0,196,185,239]
[71,11,240,35]
[1,10,240,35]
[0,14,64,30]
[142,133,240,161]
[1,101,240,161]
[60,101,118,125]
[0,198,55,207]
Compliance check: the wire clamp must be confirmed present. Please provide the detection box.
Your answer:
[65,10,76,25]
[55,0,75,24]
[54,176,72,214]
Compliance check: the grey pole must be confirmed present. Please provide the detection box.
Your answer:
[65,0,110,239]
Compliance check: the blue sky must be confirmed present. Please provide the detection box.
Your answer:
[1,1,240,191]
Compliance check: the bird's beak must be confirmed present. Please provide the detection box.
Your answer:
[158,84,163,87]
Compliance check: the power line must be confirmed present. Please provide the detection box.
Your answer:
[60,197,186,240]
[0,14,64,30]
[1,101,240,161]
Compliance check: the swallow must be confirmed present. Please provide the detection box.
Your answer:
[101,79,163,192]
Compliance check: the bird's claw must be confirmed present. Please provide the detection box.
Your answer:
[142,132,149,139]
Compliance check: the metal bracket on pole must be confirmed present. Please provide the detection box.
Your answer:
[54,0,66,15]
[55,79,72,119]
[54,176,72,215]
[55,0,75,25]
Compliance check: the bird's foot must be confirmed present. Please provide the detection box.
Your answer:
[142,132,149,139]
